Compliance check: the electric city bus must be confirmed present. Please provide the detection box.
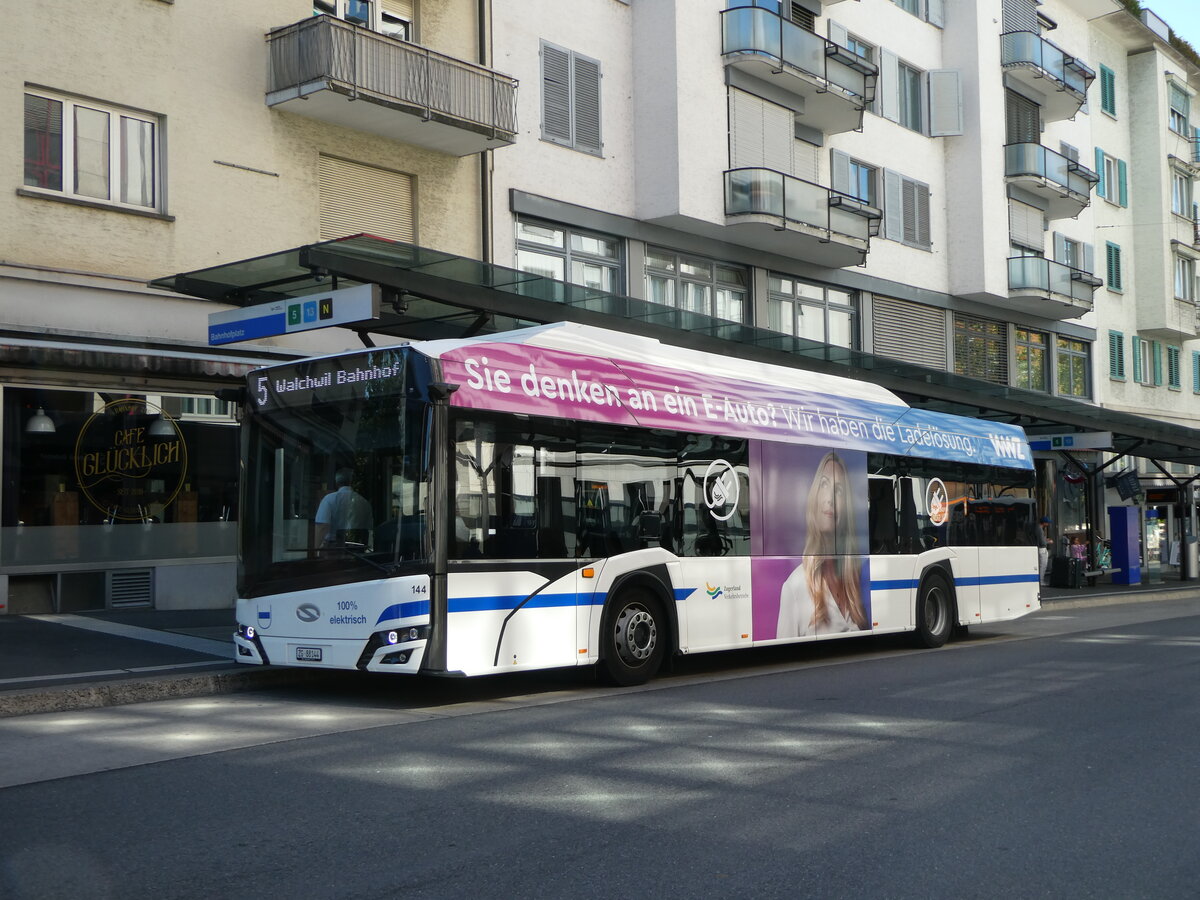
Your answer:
[233,322,1039,685]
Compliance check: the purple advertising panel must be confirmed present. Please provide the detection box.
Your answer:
[437,341,1031,468]
[749,444,871,641]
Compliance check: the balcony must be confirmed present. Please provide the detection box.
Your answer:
[1005,143,1097,219]
[1001,32,1094,123]
[721,5,877,135]
[725,168,881,267]
[266,15,518,157]
[1008,257,1100,319]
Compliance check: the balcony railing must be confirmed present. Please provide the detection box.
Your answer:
[1008,257,1100,309]
[721,5,876,127]
[1005,143,1097,217]
[1001,31,1093,97]
[266,15,518,154]
[725,168,881,242]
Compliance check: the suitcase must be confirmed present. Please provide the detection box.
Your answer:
[1050,556,1083,588]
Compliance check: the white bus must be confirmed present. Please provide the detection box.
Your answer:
[233,322,1039,684]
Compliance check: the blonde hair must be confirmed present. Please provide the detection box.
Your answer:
[804,452,865,630]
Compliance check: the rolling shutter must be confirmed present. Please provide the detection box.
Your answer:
[1002,0,1038,33]
[1010,200,1044,250]
[382,0,413,17]
[319,155,415,242]
[729,89,793,174]
[872,296,948,368]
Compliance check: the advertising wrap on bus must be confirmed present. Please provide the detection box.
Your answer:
[436,339,1031,469]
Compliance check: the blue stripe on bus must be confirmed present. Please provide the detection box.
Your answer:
[375,600,431,624]
[871,573,1038,592]
[449,593,605,613]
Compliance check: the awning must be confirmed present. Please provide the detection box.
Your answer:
[151,234,1200,466]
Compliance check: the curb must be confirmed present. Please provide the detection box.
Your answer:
[0,666,327,719]
[1040,588,1199,611]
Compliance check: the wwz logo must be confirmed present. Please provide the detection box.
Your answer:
[703,459,740,522]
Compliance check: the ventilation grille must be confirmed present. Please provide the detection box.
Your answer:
[107,569,154,609]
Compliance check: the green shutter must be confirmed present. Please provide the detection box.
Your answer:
[1117,159,1128,207]
[1133,337,1142,382]
[1095,147,1106,198]
[1153,341,1163,385]
[1108,331,1124,379]
[1106,242,1122,290]
[1193,350,1200,393]
[1100,65,1116,115]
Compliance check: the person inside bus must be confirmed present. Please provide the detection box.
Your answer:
[777,451,868,637]
[314,467,373,547]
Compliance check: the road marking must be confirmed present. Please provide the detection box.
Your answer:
[35,614,232,657]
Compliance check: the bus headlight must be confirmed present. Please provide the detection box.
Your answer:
[245,626,256,640]
[387,631,399,645]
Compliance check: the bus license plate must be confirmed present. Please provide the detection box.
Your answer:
[296,647,323,662]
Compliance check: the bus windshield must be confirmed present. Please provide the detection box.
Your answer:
[240,353,430,598]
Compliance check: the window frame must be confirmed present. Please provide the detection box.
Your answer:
[953,314,1008,385]
[23,89,162,214]
[1055,337,1090,399]
[1169,82,1191,135]
[897,61,924,133]
[1174,254,1196,302]
[767,275,859,350]
[515,217,624,294]
[1014,327,1050,393]
[1171,167,1193,219]
[644,247,748,324]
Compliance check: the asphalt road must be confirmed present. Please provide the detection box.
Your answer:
[2,599,1198,899]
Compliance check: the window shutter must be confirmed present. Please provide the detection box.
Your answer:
[1108,332,1124,379]
[792,138,818,182]
[880,49,900,123]
[1006,90,1040,144]
[928,70,963,136]
[1094,147,1106,198]
[828,20,848,48]
[318,155,414,243]
[872,296,948,368]
[1106,243,1122,290]
[762,101,794,175]
[381,0,413,18]
[1117,159,1128,207]
[729,89,792,174]
[831,149,852,195]
[1083,242,1095,275]
[1010,200,1044,250]
[1168,346,1181,388]
[1193,351,1200,393]
[573,54,602,154]
[926,0,945,28]
[1100,66,1116,115]
[1133,337,1142,382]
[883,169,903,240]
[914,180,931,248]
[1002,0,1038,32]
[541,43,572,145]
[1153,341,1163,385]
[1052,231,1067,262]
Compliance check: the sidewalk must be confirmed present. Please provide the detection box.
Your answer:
[1,574,1198,717]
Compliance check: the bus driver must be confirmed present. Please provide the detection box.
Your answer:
[776,451,868,637]
[314,467,373,547]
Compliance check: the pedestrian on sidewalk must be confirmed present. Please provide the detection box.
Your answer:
[1038,516,1053,585]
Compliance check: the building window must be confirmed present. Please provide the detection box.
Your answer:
[897,62,923,132]
[848,159,877,205]
[954,315,1008,385]
[314,0,412,38]
[1172,169,1193,218]
[318,155,414,242]
[541,42,602,155]
[1105,242,1123,291]
[1108,331,1126,380]
[1099,64,1116,117]
[645,248,747,323]
[1133,337,1160,386]
[1014,328,1049,392]
[1056,337,1089,398]
[1175,255,1196,301]
[1170,83,1191,135]
[1167,345,1182,390]
[515,218,622,293]
[1095,149,1127,206]
[892,0,941,23]
[767,276,858,349]
[23,91,160,211]
[882,170,931,250]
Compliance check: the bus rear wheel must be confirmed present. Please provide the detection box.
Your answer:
[601,588,666,686]
[914,572,954,649]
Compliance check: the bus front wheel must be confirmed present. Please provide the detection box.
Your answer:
[914,572,954,649]
[601,588,666,686]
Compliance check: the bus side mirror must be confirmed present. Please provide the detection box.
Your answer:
[429,382,459,402]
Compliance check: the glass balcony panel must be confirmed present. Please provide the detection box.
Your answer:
[780,22,825,79]
[723,7,781,59]
[783,175,825,226]
[1009,257,1049,292]
[825,55,867,98]
[828,205,871,242]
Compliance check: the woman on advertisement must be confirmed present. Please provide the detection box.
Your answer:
[776,451,868,637]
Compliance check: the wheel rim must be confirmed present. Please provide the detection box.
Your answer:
[614,604,657,665]
[923,584,947,634]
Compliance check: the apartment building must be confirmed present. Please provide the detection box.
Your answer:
[3,0,514,611]
[489,0,1200,557]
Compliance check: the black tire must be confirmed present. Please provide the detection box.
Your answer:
[914,572,954,649]
[601,588,667,686]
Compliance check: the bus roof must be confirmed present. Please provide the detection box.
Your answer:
[419,322,1033,470]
